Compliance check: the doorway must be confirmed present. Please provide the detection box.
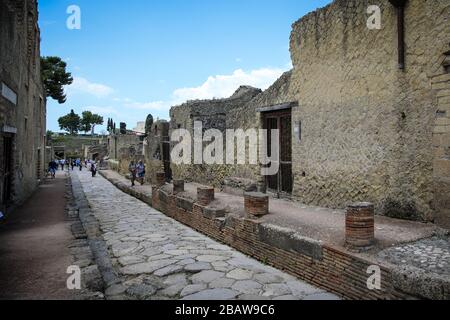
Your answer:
[162,141,172,182]
[2,136,13,207]
[263,109,293,195]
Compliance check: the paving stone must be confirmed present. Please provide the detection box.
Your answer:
[209,278,235,289]
[164,274,188,286]
[118,255,146,266]
[184,262,211,272]
[182,288,239,300]
[226,268,254,280]
[231,280,262,295]
[154,265,184,277]
[253,273,285,284]
[105,284,127,296]
[73,170,334,301]
[273,295,298,300]
[263,283,291,297]
[191,270,224,284]
[180,284,207,297]
[121,259,176,275]
[126,284,157,300]
[197,255,229,262]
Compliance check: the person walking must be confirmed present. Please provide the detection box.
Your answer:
[48,160,57,179]
[91,161,97,177]
[136,160,146,186]
[129,161,137,187]
[59,159,65,171]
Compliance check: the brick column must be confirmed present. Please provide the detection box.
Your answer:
[197,187,214,206]
[173,179,185,194]
[244,192,269,217]
[346,202,375,249]
[154,172,166,189]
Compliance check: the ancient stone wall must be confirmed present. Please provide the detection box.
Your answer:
[107,133,144,175]
[143,120,169,183]
[224,71,297,189]
[0,0,46,209]
[289,0,450,222]
[169,86,261,187]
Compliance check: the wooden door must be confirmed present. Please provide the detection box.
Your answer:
[263,109,292,195]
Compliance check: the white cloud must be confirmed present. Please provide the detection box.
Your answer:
[124,100,171,111]
[173,68,285,101]
[67,77,114,98]
[83,106,119,115]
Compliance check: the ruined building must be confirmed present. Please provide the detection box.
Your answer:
[0,0,46,213]
[166,0,450,227]
[107,0,449,228]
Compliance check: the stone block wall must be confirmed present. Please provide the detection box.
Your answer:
[289,0,450,222]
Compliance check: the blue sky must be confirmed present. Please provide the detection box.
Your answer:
[39,0,332,133]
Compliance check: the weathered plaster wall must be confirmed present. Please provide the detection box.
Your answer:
[144,120,169,183]
[169,86,261,187]
[0,0,46,209]
[224,71,297,187]
[289,0,450,221]
[107,133,144,175]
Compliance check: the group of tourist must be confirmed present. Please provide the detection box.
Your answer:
[128,160,145,187]
[47,158,99,178]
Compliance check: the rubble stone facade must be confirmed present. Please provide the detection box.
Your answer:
[169,86,261,187]
[107,0,450,227]
[0,0,46,212]
[289,0,450,224]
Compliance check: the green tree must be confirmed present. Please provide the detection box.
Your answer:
[81,111,104,136]
[41,56,73,104]
[58,109,80,135]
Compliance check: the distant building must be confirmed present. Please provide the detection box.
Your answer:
[133,122,145,134]
[0,0,46,213]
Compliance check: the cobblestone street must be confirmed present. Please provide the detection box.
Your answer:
[73,170,339,300]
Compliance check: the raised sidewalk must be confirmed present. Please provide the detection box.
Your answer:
[99,169,450,300]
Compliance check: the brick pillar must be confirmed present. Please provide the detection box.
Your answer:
[346,202,375,249]
[244,192,269,217]
[154,172,166,189]
[173,179,185,194]
[197,187,214,206]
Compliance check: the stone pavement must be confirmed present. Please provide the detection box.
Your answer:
[378,236,450,276]
[73,170,340,300]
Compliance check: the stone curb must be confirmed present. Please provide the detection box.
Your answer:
[70,172,125,297]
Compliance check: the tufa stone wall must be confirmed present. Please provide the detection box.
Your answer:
[143,119,170,183]
[0,0,46,210]
[107,133,144,175]
[289,0,450,222]
[169,86,261,187]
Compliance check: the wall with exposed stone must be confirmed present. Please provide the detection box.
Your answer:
[107,133,144,175]
[289,0,450,223]
[224,70,298,192]
[169,86,261,187]
[0,0,46,210]
[143,120,169,184]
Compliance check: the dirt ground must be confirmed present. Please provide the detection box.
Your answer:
[0,171,78,300]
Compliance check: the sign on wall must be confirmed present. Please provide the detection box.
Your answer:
[1,82,17,105]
